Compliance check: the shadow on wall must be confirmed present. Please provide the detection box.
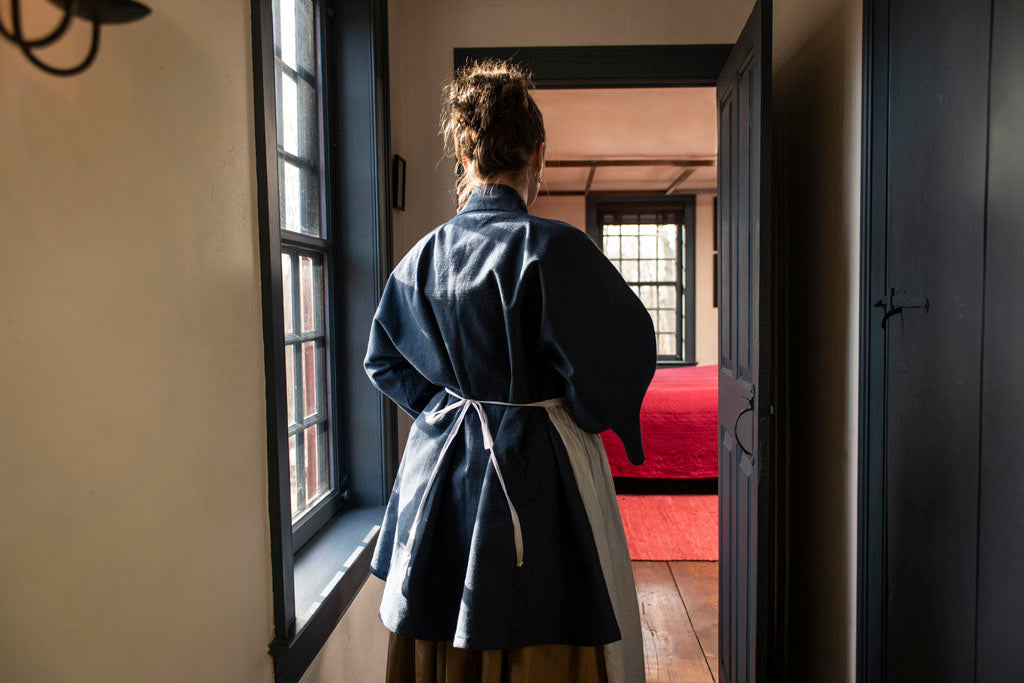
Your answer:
[773,0,861,681]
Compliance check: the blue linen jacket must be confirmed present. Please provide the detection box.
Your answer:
[364,182,656,649]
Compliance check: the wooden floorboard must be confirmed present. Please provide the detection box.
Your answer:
[669,561,720,682]
[632,561,715,683]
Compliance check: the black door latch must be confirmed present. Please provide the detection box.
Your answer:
[873,288,929,328]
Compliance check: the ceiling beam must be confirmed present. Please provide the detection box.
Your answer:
[583,167,596,196]
[545,158,716,168]
[665,168,696,194]
[540,188,716,197]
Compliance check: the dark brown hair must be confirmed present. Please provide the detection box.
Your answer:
[441,59,546,208]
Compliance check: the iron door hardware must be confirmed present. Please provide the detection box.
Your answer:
[734,393,755,456]
[874,288,930,328]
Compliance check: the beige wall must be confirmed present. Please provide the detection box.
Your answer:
[529,195,587,229]
[693,194,718,366]
[0,1,384,681]
[773,0,862,681]
[531,194,719,366]
[298,577,388,683]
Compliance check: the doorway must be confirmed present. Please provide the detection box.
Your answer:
[531,84,721,681]
[456,6,781,678]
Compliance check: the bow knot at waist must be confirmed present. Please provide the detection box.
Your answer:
[405,388,566,569]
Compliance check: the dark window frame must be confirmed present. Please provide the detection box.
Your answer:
[586,194,698,365]
[252,0,396,680]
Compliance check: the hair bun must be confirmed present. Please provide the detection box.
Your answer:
[441,59,546,206]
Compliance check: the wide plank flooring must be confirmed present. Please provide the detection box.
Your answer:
[632,561,719,683]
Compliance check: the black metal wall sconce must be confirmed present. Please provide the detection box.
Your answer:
[0,0,150,76]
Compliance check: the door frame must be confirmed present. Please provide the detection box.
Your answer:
[857,2,890,681]
[454,44,791,681]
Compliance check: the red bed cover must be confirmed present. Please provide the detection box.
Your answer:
[601,364,718,479]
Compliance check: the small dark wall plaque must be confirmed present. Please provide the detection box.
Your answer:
[392,154,406,210]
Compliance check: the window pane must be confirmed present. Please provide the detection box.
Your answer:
[273,0,315,75]
[275,69,320,162]
[303,425,319,509]
[658,257,677,281]
[302,340,318,419]
[658,225,677,260]
[658,285,676,309]
[603,234,620,259]
[299,253,322,333]
[658,334,677,356]
[639,285,657,309]
[657,309,676,335]
[639,233,657,259]
[282,253,294,334]
[639,259,656,281]
[278,159,322,237]
[291,423,332,522]
[621,260,638,282]
[621,232,639,258]
[291,425,331,522]
[285,345,296,424]
[288,434,299,513]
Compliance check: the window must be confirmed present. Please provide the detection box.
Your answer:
[271,0,341,538]
[252,0,395,679]
[587,197,697,364]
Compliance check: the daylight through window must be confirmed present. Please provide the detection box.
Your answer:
[601,210,685,360]
[272,0,334,523]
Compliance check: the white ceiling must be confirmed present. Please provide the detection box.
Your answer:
[531,86,718,193]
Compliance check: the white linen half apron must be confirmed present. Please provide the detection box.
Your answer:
[404,389,645,683]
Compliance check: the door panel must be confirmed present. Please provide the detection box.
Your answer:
[883,0,991,680]
[717,2,771,682]
[976,0,1024,677]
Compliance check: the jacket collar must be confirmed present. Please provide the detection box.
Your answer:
[459,182,528,214]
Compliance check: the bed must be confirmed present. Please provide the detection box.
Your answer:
[601,364,718,479]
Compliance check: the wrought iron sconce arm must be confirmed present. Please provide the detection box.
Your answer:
[0,0,149,76]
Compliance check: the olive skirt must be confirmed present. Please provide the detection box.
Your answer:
[385,631,608,683]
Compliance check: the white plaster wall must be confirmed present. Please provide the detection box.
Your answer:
[0,2,275,681]
[773,0,863,680]
[299,577,388,683]
[0,2,390,681]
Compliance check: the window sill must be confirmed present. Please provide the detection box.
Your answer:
[269,504,385,683]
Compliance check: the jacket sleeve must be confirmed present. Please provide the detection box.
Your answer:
[364,275,441,420]
[535,227,657,465]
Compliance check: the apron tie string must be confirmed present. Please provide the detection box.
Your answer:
[404,388,566,569]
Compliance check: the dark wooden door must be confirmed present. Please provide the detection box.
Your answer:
[716,2,771,682]
[862,0,1024,679]
[883,1,991,680]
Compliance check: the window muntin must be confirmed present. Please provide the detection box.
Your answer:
[601,210,685,360]
[271,0,336,525]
